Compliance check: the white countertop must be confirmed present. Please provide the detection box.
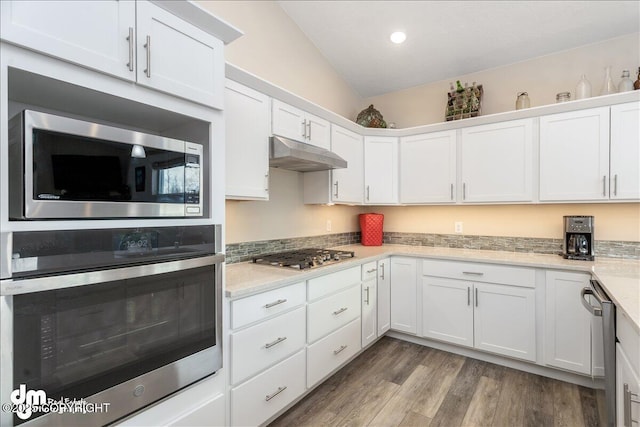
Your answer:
[225,244,640,332]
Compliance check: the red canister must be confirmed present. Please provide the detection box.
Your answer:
[359,213,384,246]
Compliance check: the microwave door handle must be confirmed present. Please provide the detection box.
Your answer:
[580,287,602,316]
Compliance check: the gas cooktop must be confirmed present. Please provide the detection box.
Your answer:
[252,248,355,270]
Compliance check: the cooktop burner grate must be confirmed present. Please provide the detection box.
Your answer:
[252,248,355,269]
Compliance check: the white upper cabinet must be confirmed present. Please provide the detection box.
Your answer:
[364,136,398,204]
[225,80,270,200]
[303,125,363,204]
[460,119,534,203]
[539,107,610,201]
[400,131,456,203]
[272,99,330,149]
[0,0,225,107]
[0,0,136,81]
[135,1,224,107]
[331,125,364,203]
[610,102,640,200]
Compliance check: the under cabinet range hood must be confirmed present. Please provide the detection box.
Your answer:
[269,136,347,172]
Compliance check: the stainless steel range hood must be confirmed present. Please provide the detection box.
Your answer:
[269,136,347,172]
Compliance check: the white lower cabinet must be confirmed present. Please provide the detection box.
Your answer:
[617,310,640,426]
[231,306,306,385]
[420,259,536,362]
[169,393,225,427]
[377,258,391,335]
[307,284,361,343]
[307,318,361,387]
[390,257,417,334]
[362,261,378,348]
[422,277,474,347]
[231,350,306,427]
[473,282,536,361]
[544,271,593,374]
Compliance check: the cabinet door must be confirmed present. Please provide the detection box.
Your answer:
[0,0,136,81]
[421,277,473,347]
[306,112,331,150]
[460,119,533,202]
[225,80,270,200]
[362,279,377,348]
[544,271,592,375]
[136,1,224,107]
[400,131,456,203]
[377,258,391,336]
[272,99,305,142]
[364,136,398,204]
[539,107,610,201]
[474,282,536,362]
[617,344,640,427]
[610,102,640,200]
[390,257,417,334]
[169,393,225,427]
[332,125,364,204]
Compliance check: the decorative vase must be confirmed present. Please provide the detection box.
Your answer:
[575,74,592,99]
[618,70,634,92]
[356,104,387,128]
[600,66,617,96]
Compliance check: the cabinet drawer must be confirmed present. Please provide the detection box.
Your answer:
[308,266,360,300]
[422,259,535,288]
[231,282,305,329]
[231,350,306,427]
[231,306,306,385]
[307,318,361,387]
[308,284,361,343]
[618,310,640,375]
[362,261,378,281]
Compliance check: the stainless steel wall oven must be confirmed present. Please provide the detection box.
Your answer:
[0,225,223,426]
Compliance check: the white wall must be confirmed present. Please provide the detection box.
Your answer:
[363,33,640,128]
[207,1,639,244]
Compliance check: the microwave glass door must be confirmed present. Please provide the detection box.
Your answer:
[32,129,199,204]
[12,265,216,421]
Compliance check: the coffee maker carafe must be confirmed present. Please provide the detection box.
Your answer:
[563,216,594,260]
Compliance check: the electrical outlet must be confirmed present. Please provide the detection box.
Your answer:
[326,220,332,232]
[455,222,463,234]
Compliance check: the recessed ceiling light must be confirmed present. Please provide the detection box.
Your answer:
[390,31,406,44]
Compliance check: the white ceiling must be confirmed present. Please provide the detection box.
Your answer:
[278,1,640,98]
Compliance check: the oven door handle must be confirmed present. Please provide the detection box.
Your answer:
[581,287,603,317]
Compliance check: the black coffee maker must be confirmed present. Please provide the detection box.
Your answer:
[563,216,594,260]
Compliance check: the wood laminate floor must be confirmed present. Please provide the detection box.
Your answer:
[269,337,606,427]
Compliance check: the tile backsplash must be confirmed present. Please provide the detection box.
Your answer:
[225,232,640,263]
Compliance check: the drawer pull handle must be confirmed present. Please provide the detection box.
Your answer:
[333,345,348,355]
[265,386,287,402]
[462,271,484,276]
[265,299,287,309]
[365,286,370,305]
[126,27,134,71]
[333,307,348,316]
[143,35,151,78]
[265,336,287,349]
[380,263,385,280]
[366,268,377,273]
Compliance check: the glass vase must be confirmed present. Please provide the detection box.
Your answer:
[600,66,617,96]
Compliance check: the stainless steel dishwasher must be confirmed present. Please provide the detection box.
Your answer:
[581,279,616,427]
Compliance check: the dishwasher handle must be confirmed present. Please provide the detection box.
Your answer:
[581,287,603,317]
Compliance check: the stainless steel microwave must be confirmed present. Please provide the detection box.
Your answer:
[9,110,203,219]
